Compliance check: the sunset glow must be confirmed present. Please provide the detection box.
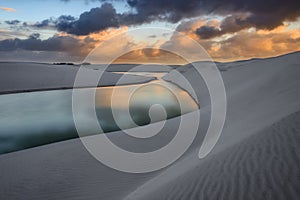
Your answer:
[0,0,299,62]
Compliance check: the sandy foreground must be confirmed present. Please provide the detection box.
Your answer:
[0,52,300,199]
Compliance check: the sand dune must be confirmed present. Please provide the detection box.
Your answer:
[124,111,300,200]
[90,63,175,72]
[0,52,299,199]
[0,62,155,94]
[123,52,300,200]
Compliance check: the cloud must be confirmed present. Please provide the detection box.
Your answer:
[0,34,96,56]
[1,0,299,62]
[0,29,29,40]
[45,1,200,36]
[0,6,16,12]
[162,20,300,61]
[76,27,186,64]
[45,0,299,36]
[5,20,21,25]
[208,29,300,60]
[33,19,55,28]
[120,0,300,29]
[56,3,119,35]
[195,14,250,39]
[0,27,129,61]
[195,13,297,39]
[114,48,187,64]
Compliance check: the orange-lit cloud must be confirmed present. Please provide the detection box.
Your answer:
[80,27,186,64]
[204,26,300,61]
[114,48,187,64]
[82,26,194,64]
[79,20,300,63]
[55,26,130,58]
[0,6,16,12]
[1,14,299,63]
[163,19,300,62]
[80,26,129,42]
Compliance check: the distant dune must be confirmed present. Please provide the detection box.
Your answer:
[91,63,175,72]
[0,52,299,199]
[0,62,156,94]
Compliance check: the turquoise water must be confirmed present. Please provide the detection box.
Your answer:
[0,74,198,154]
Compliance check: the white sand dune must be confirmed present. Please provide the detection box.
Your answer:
[0,62,155,94]
[89,63,175,72]
[125,111,300,200]
[124,52,300,200]
[0,52,299,199]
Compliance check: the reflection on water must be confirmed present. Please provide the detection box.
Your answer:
[0,74,198,154]
[95,80,198,132]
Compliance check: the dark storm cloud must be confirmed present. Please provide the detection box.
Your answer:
[125,0,300,25]
[5,20,21,25]
[55,0,300,36]
[194,11,299,39]
[195,14,253,39]
[55,3,119,35]
[54,15,76,31]
[53,1,202,35]
[125,0,203,23]
[140,0,299,39]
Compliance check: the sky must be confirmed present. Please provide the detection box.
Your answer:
[0,0,300,63]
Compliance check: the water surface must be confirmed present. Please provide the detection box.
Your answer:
[0,73,198,154]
